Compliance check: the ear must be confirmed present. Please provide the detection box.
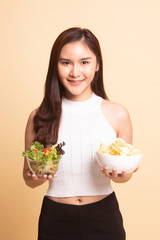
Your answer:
[95,62,99,72]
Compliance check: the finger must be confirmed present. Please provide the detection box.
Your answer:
[47,173,58,180]
[27,171,32,177]
[47,175,52,180]
[32,173,38,180]
[112,169,117,178]
[53,173,57,178]
[133,167,139,173]
[42,174,47,180]
[100,168,105,174]
[121,170,127,178]
[103,167,111,178]
[48,174,54,180]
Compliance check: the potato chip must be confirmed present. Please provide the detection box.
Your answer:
[97,138,142,156]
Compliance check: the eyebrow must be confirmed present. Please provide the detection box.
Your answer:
[59,57,92,61]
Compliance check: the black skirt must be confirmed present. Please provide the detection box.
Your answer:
[38,192,126,240]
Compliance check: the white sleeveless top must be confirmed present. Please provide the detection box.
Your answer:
[46,93,117,197]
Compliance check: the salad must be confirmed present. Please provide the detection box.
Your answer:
[22,141,65,177]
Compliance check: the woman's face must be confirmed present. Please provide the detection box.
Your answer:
[58,40,99,101]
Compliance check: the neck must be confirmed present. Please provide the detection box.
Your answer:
[64,89,93,102]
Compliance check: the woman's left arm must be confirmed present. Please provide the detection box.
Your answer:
[101,104,138,183]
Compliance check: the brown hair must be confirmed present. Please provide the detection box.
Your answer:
[33,27,109,146]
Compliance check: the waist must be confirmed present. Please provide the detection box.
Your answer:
[46,194,111,206]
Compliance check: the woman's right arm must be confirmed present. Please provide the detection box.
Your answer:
[23,110,56,188]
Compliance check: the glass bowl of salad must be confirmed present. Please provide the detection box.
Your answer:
[22,141,65,177]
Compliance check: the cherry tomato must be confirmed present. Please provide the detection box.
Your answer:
[43,147,51,156]
[34,149,38,154]
[43,148,51,153]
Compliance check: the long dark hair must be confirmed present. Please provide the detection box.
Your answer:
[34,27,109,146]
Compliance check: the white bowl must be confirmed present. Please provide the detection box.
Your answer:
[96,151,143,174]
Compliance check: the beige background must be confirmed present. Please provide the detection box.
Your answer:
[0,0,159,239]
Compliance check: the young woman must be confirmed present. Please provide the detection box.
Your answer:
[23,27,137,240]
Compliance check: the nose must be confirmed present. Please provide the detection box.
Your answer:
[69,64,81,78]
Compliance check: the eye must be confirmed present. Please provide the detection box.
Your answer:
[62,61,71,65]
[82,61,89,65]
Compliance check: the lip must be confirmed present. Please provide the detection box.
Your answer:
[67,79,84,86]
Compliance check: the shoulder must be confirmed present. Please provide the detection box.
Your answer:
[101,99,133,143]
[101,99,130,121]
[25,109,38,149]
[26,108,39,133]
[28,109,37,122]
[26,108,39,128]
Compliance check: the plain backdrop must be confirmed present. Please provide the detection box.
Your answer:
[0,0,160,239]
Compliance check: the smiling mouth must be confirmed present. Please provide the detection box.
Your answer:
[67,79,84,85]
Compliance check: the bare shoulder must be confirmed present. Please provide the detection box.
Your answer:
[25,109,37,134]
[28,109,37,122]
[101,100,133,143]
[101,99,130,119]
[25,109,38,150]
